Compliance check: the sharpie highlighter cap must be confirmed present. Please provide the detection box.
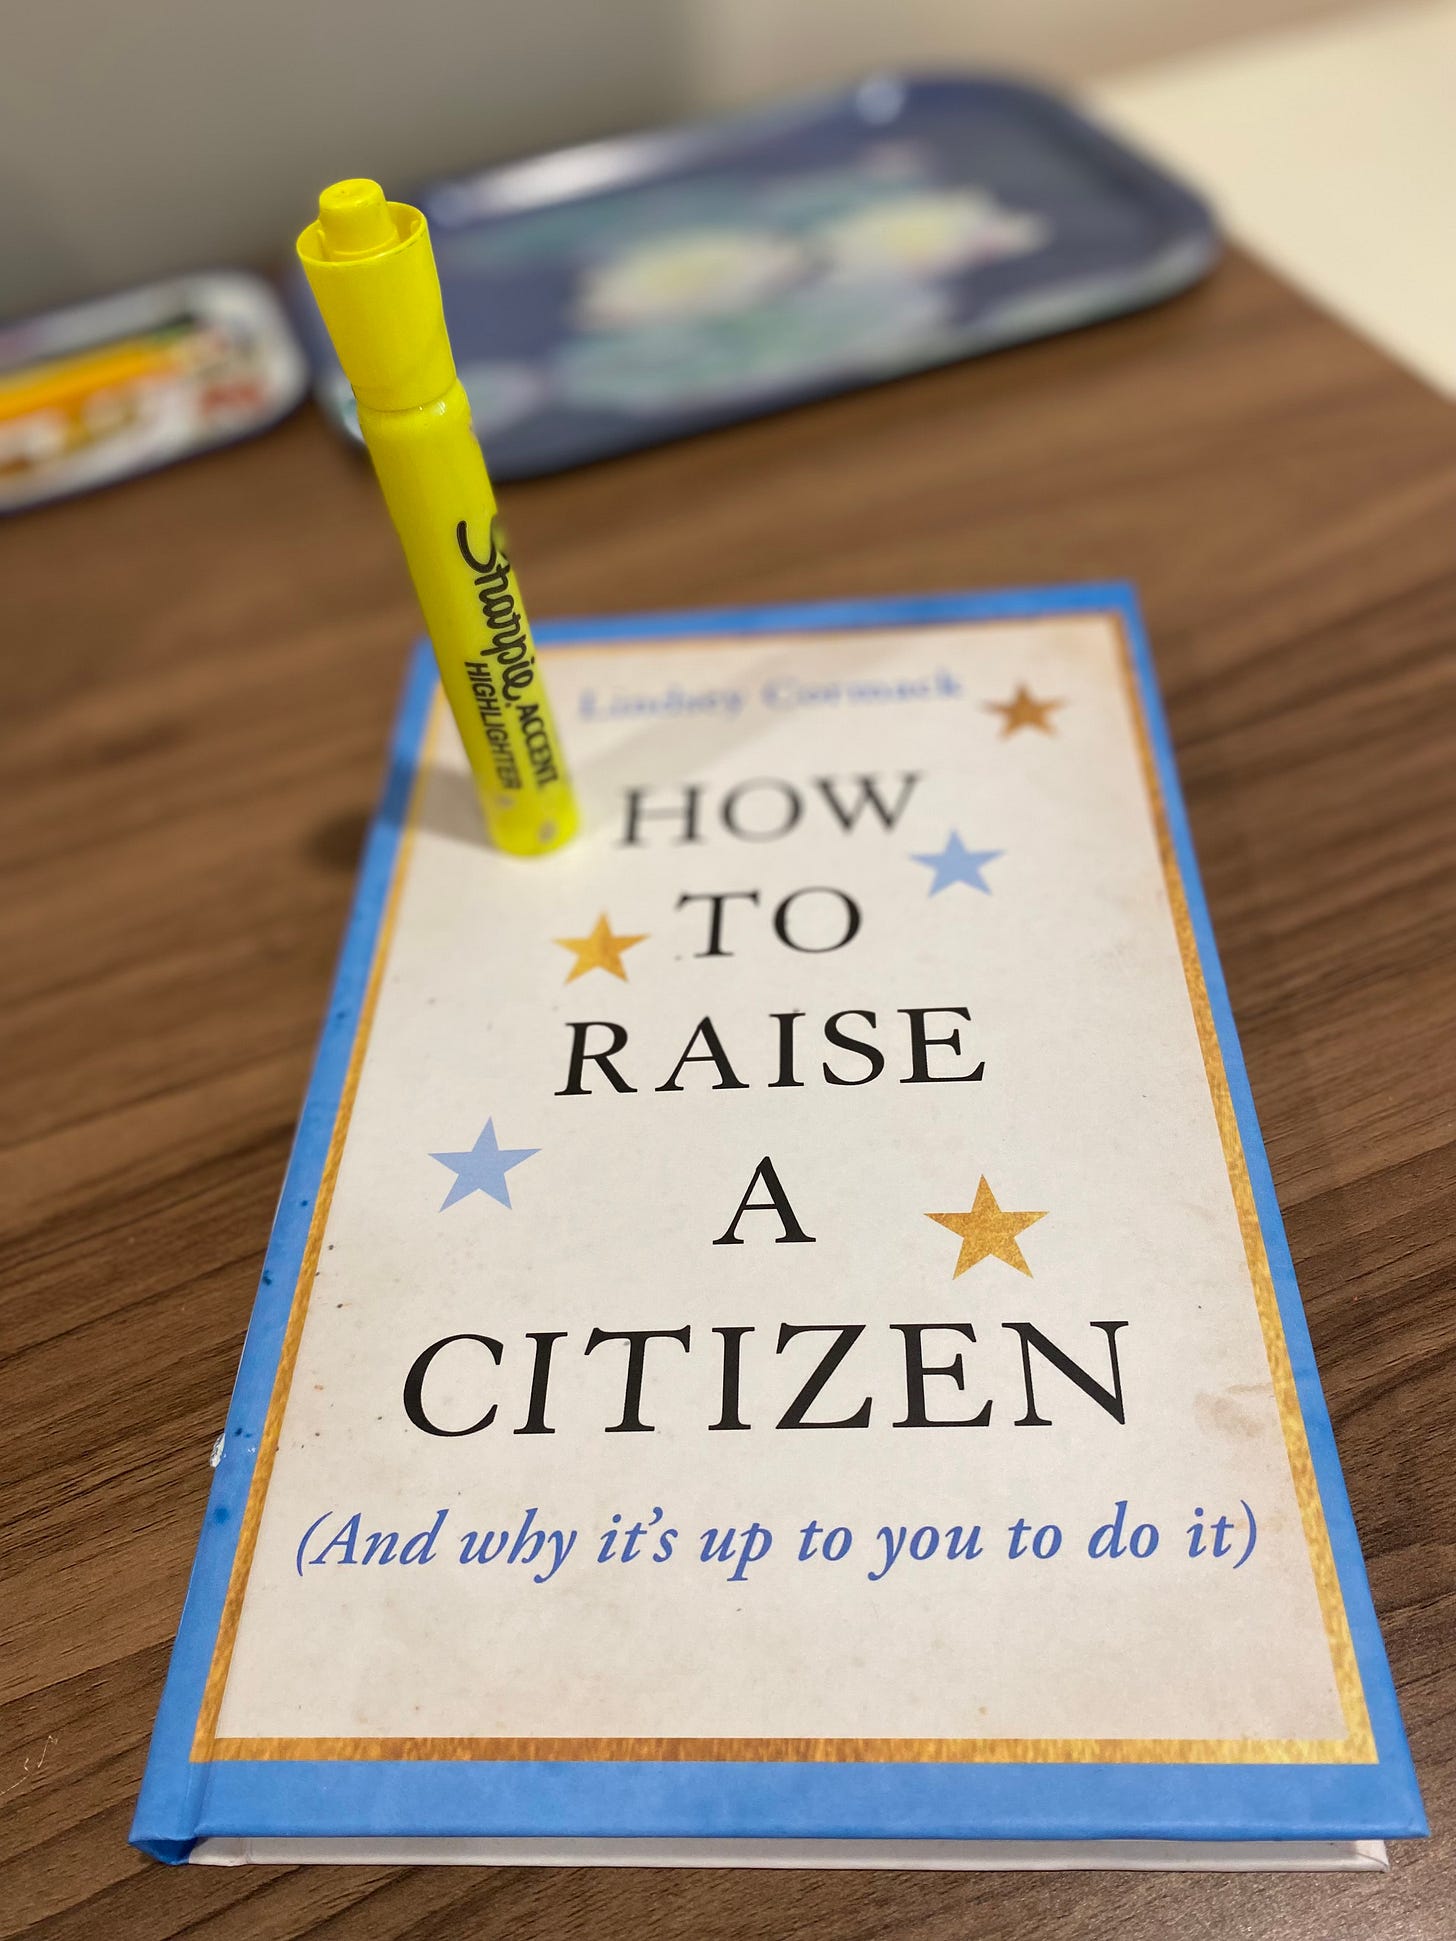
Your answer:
[296,179,456,411]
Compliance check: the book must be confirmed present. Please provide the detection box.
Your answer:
[132,584,1424,1870]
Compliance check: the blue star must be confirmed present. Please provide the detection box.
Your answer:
[911,832,1004,896]
[430,1119,539,1211]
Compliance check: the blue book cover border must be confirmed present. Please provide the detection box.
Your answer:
[131,583,1425,1861]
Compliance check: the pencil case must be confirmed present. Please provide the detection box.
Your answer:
[0,273,308,512]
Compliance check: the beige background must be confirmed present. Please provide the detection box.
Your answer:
[1096,2,1456,397]
[215,618,1347,1747]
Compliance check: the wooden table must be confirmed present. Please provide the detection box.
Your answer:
[4,251,1453,1939]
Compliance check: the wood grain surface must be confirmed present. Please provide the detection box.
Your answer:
[3,250,1453,1939]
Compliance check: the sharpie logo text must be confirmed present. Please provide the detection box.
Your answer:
[455,517,560,787]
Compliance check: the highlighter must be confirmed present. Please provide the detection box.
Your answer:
[297,179,577,855]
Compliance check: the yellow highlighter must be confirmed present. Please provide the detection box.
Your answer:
[297,180,577,855]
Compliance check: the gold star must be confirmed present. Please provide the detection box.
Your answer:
[927,1177,1046,1279]
[986,684,1063,736]
[554,912,648,983]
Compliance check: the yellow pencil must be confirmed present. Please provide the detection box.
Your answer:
[297,179,577,856]
[0,334,183,423]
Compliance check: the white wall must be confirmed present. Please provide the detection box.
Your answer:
[0,0,688,316]
[687,0,1356,107]
[1,0,1356,318]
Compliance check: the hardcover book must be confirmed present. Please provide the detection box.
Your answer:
[132,586,1424,1869]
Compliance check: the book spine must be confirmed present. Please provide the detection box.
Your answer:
[130,645,441,1862]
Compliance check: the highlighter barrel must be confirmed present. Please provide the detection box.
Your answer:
[298,179,577,856]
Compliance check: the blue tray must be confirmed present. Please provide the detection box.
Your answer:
[292,75,1218,477]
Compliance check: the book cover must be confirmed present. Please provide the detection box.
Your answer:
[131,585,1424,1869]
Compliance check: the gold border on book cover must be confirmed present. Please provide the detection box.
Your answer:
[193,616,1376,1768]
